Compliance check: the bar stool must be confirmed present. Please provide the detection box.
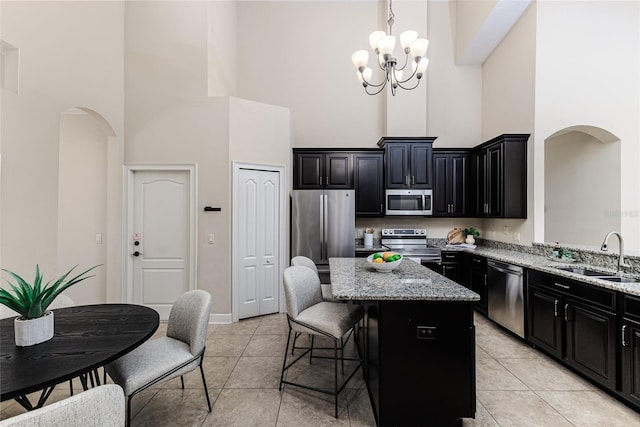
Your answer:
[279,266,363,418]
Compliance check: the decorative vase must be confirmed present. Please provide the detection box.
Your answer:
[364,233,373,248]
[465,235,476,245]
[14,310,54,346]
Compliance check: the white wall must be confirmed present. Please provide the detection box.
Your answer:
[534,0,640,250]
[544,131,620,246]
[1,2,124,288]
[58,111,108,304]
[480,2,535,244]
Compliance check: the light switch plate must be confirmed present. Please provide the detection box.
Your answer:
[207,233,215,244]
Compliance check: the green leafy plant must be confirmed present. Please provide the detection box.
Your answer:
[0,264,100,319]
[464,227,480,238]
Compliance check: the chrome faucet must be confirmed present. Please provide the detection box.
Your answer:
[600,231,631,271]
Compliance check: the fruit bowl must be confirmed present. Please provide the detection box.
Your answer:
[366,252,403,273]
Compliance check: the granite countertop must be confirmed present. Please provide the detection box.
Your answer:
[444,245,640,297]
[329,257,480,302]
[355,244,388,252]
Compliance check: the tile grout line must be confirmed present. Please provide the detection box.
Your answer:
[530,389,578,427]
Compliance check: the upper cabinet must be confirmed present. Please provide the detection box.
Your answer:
[433,149,468,217]
[293,151,353,189]
[293,149,384,217]
[470,134,528,218]
[354,152,385,217]
[377,137,436,189]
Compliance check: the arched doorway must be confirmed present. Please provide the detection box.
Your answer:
[57,107,117,304]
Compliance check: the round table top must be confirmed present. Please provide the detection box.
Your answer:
[0,304,159,401]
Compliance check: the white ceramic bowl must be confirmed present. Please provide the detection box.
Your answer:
[366,252,403,273]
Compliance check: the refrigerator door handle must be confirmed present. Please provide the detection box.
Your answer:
[323,195,329,262]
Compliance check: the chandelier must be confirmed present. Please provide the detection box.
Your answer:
[351,0,429,96]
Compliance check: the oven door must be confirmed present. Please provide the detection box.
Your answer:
[385,190,432,215]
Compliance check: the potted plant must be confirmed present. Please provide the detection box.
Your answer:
[463,227,480,245]
[0,264,100,346]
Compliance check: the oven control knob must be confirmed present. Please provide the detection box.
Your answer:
[420,230,426,235]
[382,230,388,235]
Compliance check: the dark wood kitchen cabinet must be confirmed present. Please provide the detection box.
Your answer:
[353,152,384,216]
[433,149,468,217]
[527,270,617,390]
[377,137,436,189]
[358,299,475,427]
[293,150,353,189]
[620,294,640,407]
[464,253,488,315]
[470,134,528,218]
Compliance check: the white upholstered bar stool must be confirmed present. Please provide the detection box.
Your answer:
[279,266,363,418]
[291,255,337,302]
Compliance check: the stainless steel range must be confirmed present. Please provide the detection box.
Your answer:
[381,228,441,264]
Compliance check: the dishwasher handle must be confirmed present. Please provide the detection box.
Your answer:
[487,260,523,276]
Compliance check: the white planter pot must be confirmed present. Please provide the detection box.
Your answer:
[14,311,54,347]
[465,235,476,245]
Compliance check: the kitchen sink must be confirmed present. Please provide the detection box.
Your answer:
[554,266,611,277]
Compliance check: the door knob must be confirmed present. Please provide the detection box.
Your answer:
[134,241,140,246]
[133,251,141,257]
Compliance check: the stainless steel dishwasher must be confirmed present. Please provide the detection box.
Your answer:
[487,260,525,338]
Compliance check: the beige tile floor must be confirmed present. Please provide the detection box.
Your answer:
[2,312,640,426]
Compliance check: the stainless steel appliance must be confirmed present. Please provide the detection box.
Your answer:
[291,189,355,273]
[487,260,525,338]
[380,228,441,264]
[385,189,433,216]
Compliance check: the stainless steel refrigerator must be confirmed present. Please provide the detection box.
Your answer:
[291,189,355,271]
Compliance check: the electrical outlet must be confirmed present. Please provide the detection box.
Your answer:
[503,225,509,235]
[514,232,521,242]
[95,234,102,244]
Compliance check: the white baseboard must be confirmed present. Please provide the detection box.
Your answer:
[209,313,232,324]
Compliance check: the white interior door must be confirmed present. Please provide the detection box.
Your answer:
[237,168,280,319]
[132,170,191,320]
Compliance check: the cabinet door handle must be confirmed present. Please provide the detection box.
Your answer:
[412,175,415,185]
[554,300,559,317]
[484,274,487,286]
[405,175,409,185]
[554,282,571,290]
[473,258,481,264]
[622,325,628,347]
[326,176,329,186]
[380,204,383,213]
[564,303,570,321]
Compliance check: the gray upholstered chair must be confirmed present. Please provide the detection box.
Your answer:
[105,290,212,426]
[279,266,364,418]
[0,384,125,427]
[291,255,337,302]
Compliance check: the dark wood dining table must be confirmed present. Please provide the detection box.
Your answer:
[0,304,159,410]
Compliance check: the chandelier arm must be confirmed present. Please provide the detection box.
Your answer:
[360,73,388,88]
[395,77,422,91]
[365,80,389,96]
[398,66,418,84]
[395,52,410,72]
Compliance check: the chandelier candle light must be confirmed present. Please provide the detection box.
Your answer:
[351,0,429,96]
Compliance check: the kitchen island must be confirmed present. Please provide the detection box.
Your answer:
[330,258,480,427]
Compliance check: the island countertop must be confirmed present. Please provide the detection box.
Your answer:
[329,257,480,301]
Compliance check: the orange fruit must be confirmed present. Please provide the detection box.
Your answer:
[382,252,395,261]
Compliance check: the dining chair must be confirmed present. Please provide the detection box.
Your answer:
[291,255,337,302]
[104,290,212,426]
[279,266,364,418]
[0,384,125,427]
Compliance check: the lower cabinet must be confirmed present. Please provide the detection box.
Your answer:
[465,254,488,315]
[357,300,475,426]
[527,270,617,390]
[621,295,640,407]
[441,250,461,282]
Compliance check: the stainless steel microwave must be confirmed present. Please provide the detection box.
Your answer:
[385,189,433,216]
